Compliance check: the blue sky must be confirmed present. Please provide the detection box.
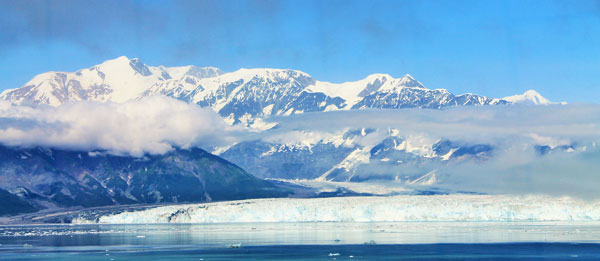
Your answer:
[0,0,599,102]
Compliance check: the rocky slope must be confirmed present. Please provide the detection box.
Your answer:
[0,145,289,216]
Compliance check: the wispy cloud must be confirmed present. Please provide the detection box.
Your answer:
[270,105,600,146]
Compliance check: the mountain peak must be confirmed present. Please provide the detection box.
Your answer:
[103,56,131,64]
[95,56,152,77]
[396,73,424,88]
[365,73,392,80]
[402,74,415,80]
[503,90,552,105]
[97,56,132,69]
[523,89,541,96]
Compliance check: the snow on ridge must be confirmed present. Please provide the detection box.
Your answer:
[219,68,312,83]
[306,73,428,108]
[2,56,565,114]
[503,90,556,105]
[0,56,225,106]
[73,195,600,224]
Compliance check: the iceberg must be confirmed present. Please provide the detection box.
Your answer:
[73,195,600,224]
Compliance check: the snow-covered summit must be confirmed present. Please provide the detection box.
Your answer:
[503,90,556,105]
[306,73,431,109]
[395,73,424,88]
[0,56,223,106]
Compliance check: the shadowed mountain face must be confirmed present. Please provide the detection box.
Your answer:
[0,145,289,216]
[0,188,37,216]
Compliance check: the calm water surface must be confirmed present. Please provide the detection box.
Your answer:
[1,222,600,260]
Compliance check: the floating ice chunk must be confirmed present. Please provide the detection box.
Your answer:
[227,243,242,248]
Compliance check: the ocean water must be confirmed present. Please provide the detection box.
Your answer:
[1,222,600,260]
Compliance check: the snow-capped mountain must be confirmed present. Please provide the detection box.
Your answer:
[218,125,583,183]
[503,90,556,105]
[218,127,496,182]
[0,57,553,124]
[0,57,222,106]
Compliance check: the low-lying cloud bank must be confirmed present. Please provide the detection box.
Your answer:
[270,104,600,146]
[440,148,600,199]
[0,98,599,198]
[1,100,598,158]
[0,96,238,156]
[260,105,600,198]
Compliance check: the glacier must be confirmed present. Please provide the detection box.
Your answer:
[73,195,600,224]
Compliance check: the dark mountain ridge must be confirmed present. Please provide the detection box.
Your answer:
[0,145,289,216]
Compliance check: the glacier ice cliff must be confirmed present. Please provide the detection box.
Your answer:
[73,195,600,224]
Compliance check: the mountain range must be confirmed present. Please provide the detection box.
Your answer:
[0,56,553,126]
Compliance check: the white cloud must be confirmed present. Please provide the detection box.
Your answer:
[1,98,600,198]
[268,104,600,147]
[258,105,600,198]
[0,96,239,156]
[439,147,600,199]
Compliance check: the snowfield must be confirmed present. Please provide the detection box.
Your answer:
[73,195,600,224]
